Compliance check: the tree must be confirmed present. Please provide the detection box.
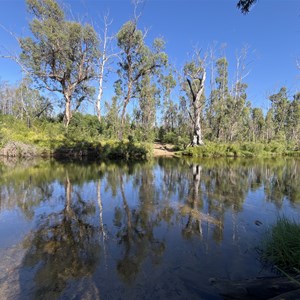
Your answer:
[116,19,167,137]
[265,108,275,141]
[16,77,52,127]
[105,96,120,138]
[20,0,100,127]
[133,74,159,141]
[285,92,300,143]
[96,14,116,122]
[209,57,230,141]
[0,78,52,124]
[269,87,289,137]
[251,107,264,142]
[182,52,206,146]
[237,0,257,14]
[161,72,177,132]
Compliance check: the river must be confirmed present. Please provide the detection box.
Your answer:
[0,157,299,299]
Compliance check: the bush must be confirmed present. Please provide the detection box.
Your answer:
[100,140,152,160]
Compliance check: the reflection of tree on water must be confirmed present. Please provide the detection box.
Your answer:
[97,178,109,270]
[18,171,100,300]
[263,159,300,207]
[180,164,221,240]
[115,172,165,284]
[0,157,298,298]
[0,176,53,219]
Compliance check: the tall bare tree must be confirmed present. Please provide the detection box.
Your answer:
[96,14,117,122]
[183,51,206,146]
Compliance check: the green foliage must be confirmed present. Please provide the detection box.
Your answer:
[100,140,152,160]
[181,141,300,158]
[261,216,300,274]
[116,19,167,134]
[20,0,100,126]
[0,114,153,160]
[66,113,102,140]
[237,0,257,14]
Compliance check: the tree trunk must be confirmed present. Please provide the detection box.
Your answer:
[192,111,204,145]
[96,50,106,122]
[96,84,102,122]
[64,96,72,127]
[119,81,132,139]
[187,70,206,146]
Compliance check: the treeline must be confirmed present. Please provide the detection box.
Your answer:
[0,0,299,151]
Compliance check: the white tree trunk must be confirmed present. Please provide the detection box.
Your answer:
[190,70,206,146]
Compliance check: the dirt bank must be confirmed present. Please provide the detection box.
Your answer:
[153,143,176,157]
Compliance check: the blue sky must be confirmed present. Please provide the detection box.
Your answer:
[0,0,299,111]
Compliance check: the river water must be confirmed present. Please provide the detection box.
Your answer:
[0,157,299,299]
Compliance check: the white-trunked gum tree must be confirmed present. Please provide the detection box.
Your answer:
[20,0,100,127]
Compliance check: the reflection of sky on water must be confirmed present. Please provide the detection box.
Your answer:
[0,158,299,299]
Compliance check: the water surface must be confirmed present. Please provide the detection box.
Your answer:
[0,157,299,299]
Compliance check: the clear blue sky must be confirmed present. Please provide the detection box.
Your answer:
[0,0,299,111]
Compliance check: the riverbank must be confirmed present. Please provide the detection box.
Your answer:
[2,138,300,159]
[181,141,300,158]
[1,140,300,160]
[1,115,299,160]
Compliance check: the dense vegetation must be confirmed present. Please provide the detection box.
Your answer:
[0,0,299,158]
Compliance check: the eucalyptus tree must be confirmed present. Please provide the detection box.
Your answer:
[250,107,265,142]
[269,87,290,137]
[104,96,120,138]
[16,78,52,126]
[19,0,100,127]
[286,92,300,143]
[265,109,275,141]
[0,81,17,116]
[182,52,206,146]
[161,72,177,132]
[96,14,117,122]
[0,79,51,123]
[209,57,230,141]
[134,74,159,141]
[115,20,168,137]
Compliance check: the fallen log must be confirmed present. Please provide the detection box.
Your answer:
[210,275,300,299]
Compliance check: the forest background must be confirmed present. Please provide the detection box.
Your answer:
[0,0,299,159]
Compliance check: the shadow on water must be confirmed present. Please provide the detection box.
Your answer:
[0,157,299,299]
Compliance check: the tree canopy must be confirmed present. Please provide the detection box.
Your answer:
[237,0,257,14]
[20,0,100,126]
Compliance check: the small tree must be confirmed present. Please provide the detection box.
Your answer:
[20,0,100,127]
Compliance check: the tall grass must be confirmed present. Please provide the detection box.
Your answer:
[182,141,300,158]
[262,216,300,274]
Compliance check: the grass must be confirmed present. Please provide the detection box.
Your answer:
[181,141,300,158]
[261,216,300,274]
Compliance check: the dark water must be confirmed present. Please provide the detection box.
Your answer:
[0,157,299,299]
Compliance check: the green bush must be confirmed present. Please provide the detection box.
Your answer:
[101,140,151,160]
